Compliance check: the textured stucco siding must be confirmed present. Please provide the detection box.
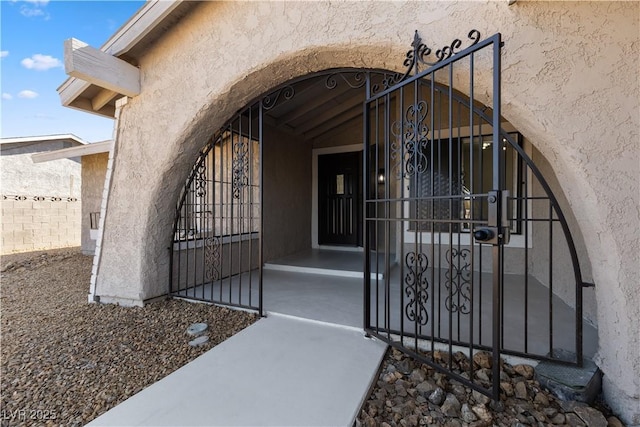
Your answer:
[81,153,108,255]
[94,1,638,422]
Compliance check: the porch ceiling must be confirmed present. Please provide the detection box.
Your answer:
[262,75,366,143]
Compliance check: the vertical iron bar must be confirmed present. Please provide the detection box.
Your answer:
[258,103,264,316]
[363,75,372,332]
[399,84,405,344]
[468,51,476,381]
[524,143,529,353]
[447,63,454,368]
[220,129,226,302]
[248,106,253,308]
[384,91,391,338]
[491,34,503,399]
[429,73,435,355]
[413,78,419,352]
[375,97,380,333]
[549,202,554,358]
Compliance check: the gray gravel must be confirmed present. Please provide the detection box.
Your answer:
[1,248,257,427]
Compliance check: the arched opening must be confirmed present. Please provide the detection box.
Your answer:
[169,37,597,397]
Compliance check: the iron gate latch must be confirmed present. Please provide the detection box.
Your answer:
[473,190,511,245]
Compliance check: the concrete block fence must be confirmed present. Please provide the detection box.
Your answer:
[1,195,81,254]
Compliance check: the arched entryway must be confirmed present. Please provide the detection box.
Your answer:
[169,32,596,398]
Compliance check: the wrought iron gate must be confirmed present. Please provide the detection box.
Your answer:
[170,103,264,312]
[364,31,588,398]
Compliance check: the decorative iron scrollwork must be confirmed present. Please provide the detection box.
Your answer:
[232,135,249,199]
[391,29,483,89]
[390,101,430,180]
[194,161,207,198]
[261,85,295,110]
[445,248,472,314]
[325,72,367,90]
[435,29,481,63]
[205,236,221,281]
[404,251,430,326]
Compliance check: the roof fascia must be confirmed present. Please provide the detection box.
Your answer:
[31,140,113,163]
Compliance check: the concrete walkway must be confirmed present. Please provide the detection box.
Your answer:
[88,314,387,426]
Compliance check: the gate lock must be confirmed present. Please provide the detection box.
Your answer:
[473,190,511,245]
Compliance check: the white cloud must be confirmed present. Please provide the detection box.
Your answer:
[2,93,13,100]
[18,90,39,99]
[0,51,8,58]
[16,0,50,19]
[20,6,45,17]
[21,54,61,71]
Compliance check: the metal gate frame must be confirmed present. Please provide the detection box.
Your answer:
[363,30,589,398]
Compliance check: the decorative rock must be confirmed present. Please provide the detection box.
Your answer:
[444,419,462,427]
[607,416,624,427]
[513,364,535,380]
[416,380,437,396]
[515,381,528,399]
[410,368,426,383]
[429,387,446,405]
[472,390,491,405]
[543,407,558,418]
[395,382,408,397]
[566,412,587,427]
[533,391,549,406]
[186,322,208,336]
[476,369,491,382]
[461,403,477,423]
[607,415,624,427]
[471,404,493,423]
[397,360,412,375]
[405,414,420,427]
[500,381,514,396]
[382,372,396,383]
[473,351,492,369]
[573,405,608,427]
[188,335,209,347]
[440,393,461,417]
[550,413,566,424]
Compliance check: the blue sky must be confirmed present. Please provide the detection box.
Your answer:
[1,0,145,142]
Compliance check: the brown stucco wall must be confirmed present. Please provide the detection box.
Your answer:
[93,1,638,421]
[263,125,312,262]
[80,153,108,255]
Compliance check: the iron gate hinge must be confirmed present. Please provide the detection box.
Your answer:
[582,282,596,288]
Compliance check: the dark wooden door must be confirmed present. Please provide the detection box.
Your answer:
[318,151,362,246]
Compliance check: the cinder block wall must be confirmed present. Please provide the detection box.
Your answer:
[1,197,81,254]
[1,139,82,254]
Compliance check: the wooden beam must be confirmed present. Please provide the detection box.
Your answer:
[64,38,140,97]
[92,88,118,111]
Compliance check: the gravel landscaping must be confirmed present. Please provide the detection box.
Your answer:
[0,248,257,427]
[358,347,625,427]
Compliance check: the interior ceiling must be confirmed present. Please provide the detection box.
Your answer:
[261,74,366,144]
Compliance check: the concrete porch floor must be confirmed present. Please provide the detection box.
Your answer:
[177,248,598,358]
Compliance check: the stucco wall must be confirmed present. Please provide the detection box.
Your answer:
[263,125,312,262]
[1,140,82,254]
[94,1,639,421]
[80,153,108,255]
